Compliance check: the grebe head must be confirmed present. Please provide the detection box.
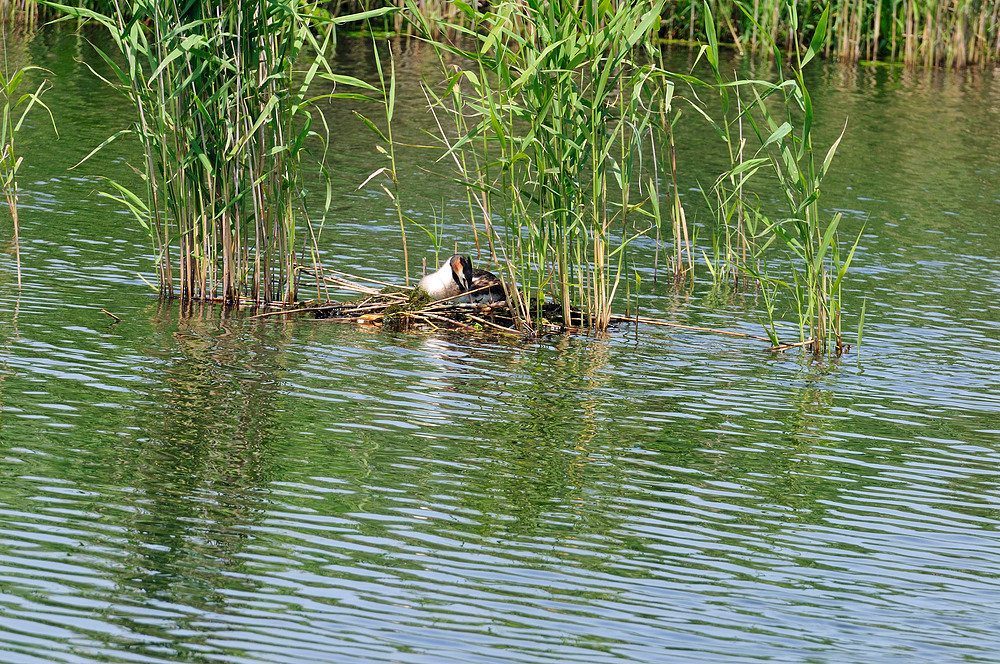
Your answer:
[447,254,473,292]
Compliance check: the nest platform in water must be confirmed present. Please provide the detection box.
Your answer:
[312,286,527,335]
[250,268,791,348]
[247,269,587,336]
[243,269,521,335]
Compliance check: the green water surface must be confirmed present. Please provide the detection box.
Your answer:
[1,28,999,664]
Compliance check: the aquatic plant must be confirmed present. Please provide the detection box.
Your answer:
[352,0,1000,68]
[408,0,676,332]
[390,0,1000,68]
[669,0,1000,68]
[46,0,391,304]
[705,4,862,355]
[0,31,55,290]
[16,0,1000,67]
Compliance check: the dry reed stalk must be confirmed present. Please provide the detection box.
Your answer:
[905,0,915,64]
[318,275,382,296]
[924,4,936,67]
[871,0,882,61]
[891,0,899,61]
[766,338,817,352]
[248,305,340,320]
[419,312,479,331]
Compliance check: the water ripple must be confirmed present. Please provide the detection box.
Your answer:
[2,37,1000,664]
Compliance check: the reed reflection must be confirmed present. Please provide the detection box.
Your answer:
[106,302,291,607]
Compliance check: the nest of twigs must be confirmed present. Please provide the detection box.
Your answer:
[249,267,578,337]
[246,267,809,350]
[312,286,531,336]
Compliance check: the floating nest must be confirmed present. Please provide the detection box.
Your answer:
[240,267,815,351]
[251,268,578,337]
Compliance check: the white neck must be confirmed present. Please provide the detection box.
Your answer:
[418,261,462,300]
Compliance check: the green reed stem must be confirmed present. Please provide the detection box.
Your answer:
[0,31,55,291]
[701,3,862,355]
[47,0,390,304]
[408,0,669,331]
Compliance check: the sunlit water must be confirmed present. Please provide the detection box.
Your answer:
[2,28,1000,664]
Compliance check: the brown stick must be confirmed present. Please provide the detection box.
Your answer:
[423,290,476,307]
[319,275,381,295]
[324,268,402,289]
[299,267,404,291]
[765,338,816,353]
[422,300,506,314]
[420,312,477,331]
[460,312,524,337]
[247,305,328,319]
[100,309,122,322]
[406,313,439,330]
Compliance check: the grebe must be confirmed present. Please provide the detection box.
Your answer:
[418,254,506,303]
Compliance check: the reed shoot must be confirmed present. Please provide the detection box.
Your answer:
[0,31,55,290]
[705,4,861,355]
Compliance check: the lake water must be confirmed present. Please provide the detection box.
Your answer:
[2,27,1000,664]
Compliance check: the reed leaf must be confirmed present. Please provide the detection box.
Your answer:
[47,0,384,303]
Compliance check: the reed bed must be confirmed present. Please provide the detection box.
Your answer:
[702,5,861,355]
[372,0,1000,68]
[15,0,1000,67]
[47,0,392,305]
[407,0,685,333]
[30,0,864,356]
[670,0,1000,67]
